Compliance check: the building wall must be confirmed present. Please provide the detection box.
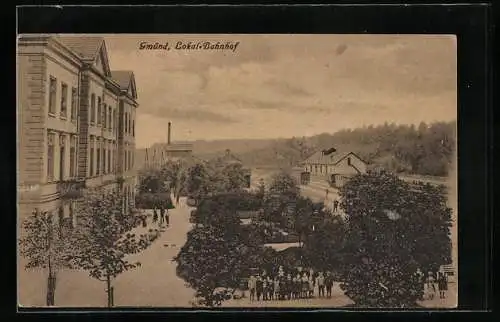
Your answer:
[18,37,139,223]
[334,153,367,175]
[18,39,83,223]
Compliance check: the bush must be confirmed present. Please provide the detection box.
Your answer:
[135,193,174,209]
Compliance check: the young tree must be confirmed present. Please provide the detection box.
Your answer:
[337,171,452,307]
[19,209,74,306]
[69,189,155,307]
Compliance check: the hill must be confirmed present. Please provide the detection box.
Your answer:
[136,121,456,177]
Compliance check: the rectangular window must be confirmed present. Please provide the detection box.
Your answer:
[97,97,102,125]
[102,142,107,174]
[124,150,128,171]
[128,115,131,135]
[125,113,128,134]
[108,106,112,132]
[60,83,68,118]
[107,144,111,173]
[70,136,76,177]
[71,87,77,121]
[90,94,96,124]
[47,132,55,181]
[49,77,57,115]
[347,157,352,166]
[132,120,135,137]
[112,109,117,135]
[89,136,95,176]
[96,140,100,176]
[103,104,107,129]
[59,135,66,180]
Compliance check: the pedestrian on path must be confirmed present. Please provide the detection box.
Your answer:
[165,208,170,227]
[317,272,325,298]
[248,275,256,301]
[333,200,339,213]
[256,276,263,301]
[160,207,165,225]
[153,208,158,224]
[438,271,448,299]
[176,193,180,206]
[325,272,333,298]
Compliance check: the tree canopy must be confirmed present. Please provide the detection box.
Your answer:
[336,171,452,307]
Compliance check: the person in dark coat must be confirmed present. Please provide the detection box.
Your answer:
[333,200,339,212]
[255,276,263,301]
[325,272,334,298]
[152,208,158,223]
[438,271,448,299]
[159,206,165,225]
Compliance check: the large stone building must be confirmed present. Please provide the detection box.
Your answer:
[302,147,367,187]
[17,35,139,226]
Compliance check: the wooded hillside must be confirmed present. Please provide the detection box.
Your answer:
[136,121,456,177]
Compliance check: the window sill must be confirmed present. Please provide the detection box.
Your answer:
[60,115,67,120]
[48,113,57,118]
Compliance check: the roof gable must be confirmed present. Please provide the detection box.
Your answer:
[55,36,111,77]
[303,148,361,165]
[111,70,138,100]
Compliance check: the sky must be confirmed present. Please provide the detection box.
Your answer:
[102,34,457,148]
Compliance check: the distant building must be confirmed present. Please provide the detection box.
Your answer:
[210,149,251,188]
[143,122,193,168]
[302,147,367,187]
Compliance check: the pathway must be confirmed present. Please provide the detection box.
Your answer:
[18,197,197,308]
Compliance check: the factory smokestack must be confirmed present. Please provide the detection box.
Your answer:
[168,122,171,145]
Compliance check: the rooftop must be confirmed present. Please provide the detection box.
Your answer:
[55,36,104,60]
[111,70,134,90]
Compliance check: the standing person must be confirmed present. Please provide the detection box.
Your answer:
[301,273,309,299]
[317,272,325,298]
[248,275,256,301]
[152,207,158,224]
[286,273,293,300]
[256,275,263,301]
[325,272,334,298]
[308,274,315,298]
[438,271,448,299]
[176,193,180,206]
[159,206,165,225]
[274,277,280,301]
[262,276,268,301]
[333,200,339,213]
[267,276,274,300]
[415,268,425,300]
[293,274,301,299]
[425,272,436,300]
[165,208,170,227]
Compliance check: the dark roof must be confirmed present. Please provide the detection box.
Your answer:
[303,149,352,165]
[111,70,133,90]
[55,36,104,60]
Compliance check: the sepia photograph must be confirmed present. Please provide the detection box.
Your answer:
[17,34,457,309]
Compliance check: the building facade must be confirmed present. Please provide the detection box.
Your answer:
[17,35,139,227]
[302,148,367,188]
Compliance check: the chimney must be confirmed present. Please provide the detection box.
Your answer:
[167,122,172,145]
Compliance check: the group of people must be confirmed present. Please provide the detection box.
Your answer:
[151,206,170,227]
[416,268,449,300]
[247,268,336,301]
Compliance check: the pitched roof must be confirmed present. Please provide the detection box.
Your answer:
[111,70,133,90]
[55,36,104,60]
[303,148,352,165]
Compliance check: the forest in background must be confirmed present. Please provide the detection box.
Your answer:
[136,121,456,177]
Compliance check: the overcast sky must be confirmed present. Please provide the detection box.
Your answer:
[102,34,457,148]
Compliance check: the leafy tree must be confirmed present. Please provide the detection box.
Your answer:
[19,209,74,306]
[337,171,452,307]
[68,189,155,307]
[175,225,258,307]
[185,162,211,200]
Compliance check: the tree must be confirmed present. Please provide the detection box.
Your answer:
[19,209,75,306]
[337,171,452,307]
[175,225,257,307]
[68,189,155,307]
[185,162,211,201]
